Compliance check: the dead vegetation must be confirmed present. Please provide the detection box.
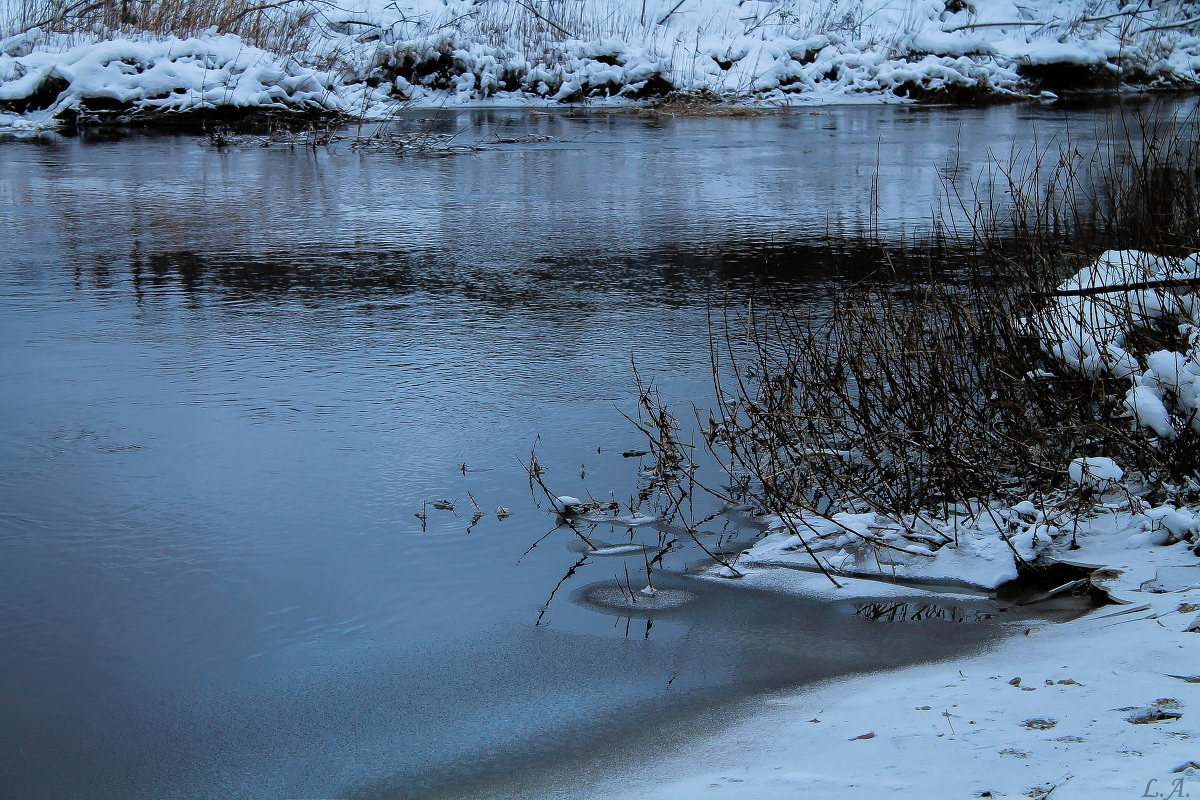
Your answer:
[204,115,342,148]
[617,103,1200,574]
[3,0,321,50]
[636,91,775,117]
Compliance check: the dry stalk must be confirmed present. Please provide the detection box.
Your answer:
[625,102,1200,574]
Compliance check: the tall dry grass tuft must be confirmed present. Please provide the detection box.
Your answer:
[3,0,320,50]
[630,103,1200,554]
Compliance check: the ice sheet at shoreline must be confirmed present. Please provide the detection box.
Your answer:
[588,524,1200,800]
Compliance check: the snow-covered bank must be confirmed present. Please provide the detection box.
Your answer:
[587,246,1200,799]
[0,33,348,130]
[2,0,1200,130]
[595,537,1200,798]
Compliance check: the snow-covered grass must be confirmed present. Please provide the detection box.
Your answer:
[2,0,1200,128]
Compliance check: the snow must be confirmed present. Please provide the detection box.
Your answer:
[1013,500,1038,516]
[3,0,1200,129]
[590,512,1200,800]
[734,506,1032,592]
[1068,456,1125,489]
[551,495,583,514]
[0,33,347,122]
[1040,249,1200,440]
[1125,385,1176,439]
[1147,506,1199,541]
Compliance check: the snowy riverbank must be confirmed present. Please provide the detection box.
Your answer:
[2,0,1200,130]
[587,246,1200,798]
[597,528,1200,798]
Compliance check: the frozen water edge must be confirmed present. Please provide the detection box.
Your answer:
[2,0,1200,130]
[589,518,1200,799]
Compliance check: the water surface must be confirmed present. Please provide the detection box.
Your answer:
[0,101,1184,799]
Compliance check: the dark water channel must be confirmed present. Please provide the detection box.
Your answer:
[0,101,1190,799]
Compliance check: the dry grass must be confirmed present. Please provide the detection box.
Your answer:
[638,91,776,117]
[627,103,1200,553]
[3,0,320,50]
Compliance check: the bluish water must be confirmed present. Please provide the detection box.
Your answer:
[0,101,1184,799]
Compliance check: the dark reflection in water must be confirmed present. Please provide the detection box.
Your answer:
[123,238,903,302]
[0,102,1191,800]
[852,599,1000,623]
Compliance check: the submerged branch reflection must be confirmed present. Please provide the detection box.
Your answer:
[853,601,999,623]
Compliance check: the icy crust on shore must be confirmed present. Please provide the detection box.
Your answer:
[599,532,1200,799]
[730,492,1196,595]
[2,0,1200,128]
[736,508,1029,591]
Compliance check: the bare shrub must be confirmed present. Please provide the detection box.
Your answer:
[630,103,1200,558]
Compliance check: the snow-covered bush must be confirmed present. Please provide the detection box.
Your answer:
[1038,248,1200,480]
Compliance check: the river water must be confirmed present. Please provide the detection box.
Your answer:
[0,100,1189,799]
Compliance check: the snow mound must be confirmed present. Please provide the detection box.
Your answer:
[1067,456,1124,489]
[1040,249,1200,440]
[0,31,349,125]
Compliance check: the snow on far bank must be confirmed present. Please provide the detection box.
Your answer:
[0,33,348,126]
[2,0,1200,129]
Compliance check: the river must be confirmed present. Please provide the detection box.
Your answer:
[0,100,1188,799]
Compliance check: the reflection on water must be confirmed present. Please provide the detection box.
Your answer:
[0,102,1188,800]
[853,600,1001,623]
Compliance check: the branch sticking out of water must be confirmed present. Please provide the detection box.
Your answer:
[520,441,595,550]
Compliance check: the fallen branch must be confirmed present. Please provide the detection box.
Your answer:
[1027,277,1200,299]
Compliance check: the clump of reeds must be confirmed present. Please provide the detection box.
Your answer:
[631,102,1200,555]
[3,0,319,51]
[636,91,772,117]
[205,116,342,148]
